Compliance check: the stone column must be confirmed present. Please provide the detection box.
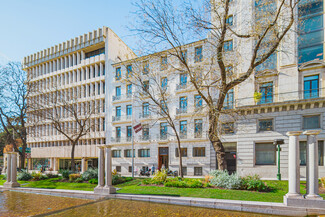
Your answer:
[104,146,116,193]
[6,153,12,183]
[303,130,323,200]
[81,157,88,173]
[285,131,303,199]
[94,147,105,193]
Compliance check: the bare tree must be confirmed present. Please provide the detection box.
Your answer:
[0,62,33,169]
[125,57,188,177]
[132,0,300,170]
[30,84,100,172]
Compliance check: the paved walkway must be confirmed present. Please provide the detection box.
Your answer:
[1,186,325,216]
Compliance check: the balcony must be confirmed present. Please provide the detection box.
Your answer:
[176,83,187,90]
[112,94,132,102]
[139,113,151,119]
[110,137,132,143]
[140,135,151,141]
[112,115,132,122]
[180,133,187,139]
[159,134,168,140]
[176,108,188,115]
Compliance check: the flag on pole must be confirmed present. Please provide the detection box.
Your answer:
[133,123,142,133]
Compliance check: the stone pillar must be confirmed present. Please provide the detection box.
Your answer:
[6,153,12,183]
[104,146,116,193]
[95,147,105,192]
[4,153,20,188]
[81,157,88,173]
[303,130,323,200]
[77,52,80,65]
[285,131,303,199]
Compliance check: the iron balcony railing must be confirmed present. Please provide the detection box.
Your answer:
[112,115,132,122]
[176,108,188,114]
[112,94,133,102]
[139,113,151,119]
[176,83,187,90]
[140,135,151,141]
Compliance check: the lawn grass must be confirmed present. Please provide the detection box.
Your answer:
[0,176,324,203]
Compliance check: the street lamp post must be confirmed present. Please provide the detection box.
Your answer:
[274,139,284,180]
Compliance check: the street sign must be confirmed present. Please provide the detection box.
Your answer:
[19,147,31,153]
[133,123,142,133]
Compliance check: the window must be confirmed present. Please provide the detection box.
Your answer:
[298,0,323,64]
[180,120,187,139]
[142,103,149,117]
[175,148,188,157]
[125,149,135,158]
[258,119,273,131]
[112,150,121,158]
[160,122,167,140]
[195,95,202,109]
[194,167,203,176]
[195,46,203,62]
[222,122,234,134]
[143,80,149,92]
[139,149,150,157]
[181,50,187,63]
[304,75,319,99]
[116,106,121,117]
[226,15,233,25]
[255,143,275,165]
[303,115,320,129]
[226,65,233,76]
[180,73,187,86]
[85,48,105,59]
[300,141,324,166]
[224,40,233,51]
[115,67,121,80]
[223,89,234,109]
[116,127,121,141]
[128,166,133,173]
[161,100,167,113]
[161,77,167,90]
[194,119,203,138]
[127,84,132,97]
[259,82,273,104]
[143,61,149,74]
[182,167,187,175]
[116,166,121,172]
[179,96,187,112]
[127,126,132,141]
[142,125,150,140]
[161,56,167,70]
[126,65,132,77]
[126,105,132,117]
[116,86,121,98]
[193,147,205,157]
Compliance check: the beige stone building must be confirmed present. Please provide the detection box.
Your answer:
[23,27,135,172]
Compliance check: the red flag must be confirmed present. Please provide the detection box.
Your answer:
[133,123,142,133]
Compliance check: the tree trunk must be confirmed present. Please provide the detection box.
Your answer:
[19,143,27,170]
[208,111,227,171]
[71,143,76,172]
[176,138,183,178]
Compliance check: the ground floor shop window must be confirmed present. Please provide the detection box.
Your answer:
[255,143,276,165]
[194,167,202,176]
[299,141,324,166]
[32,158,49,170]
[59,159,82,171]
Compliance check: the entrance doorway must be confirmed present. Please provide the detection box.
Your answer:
[158,147,169,170]
[216,143,237,174]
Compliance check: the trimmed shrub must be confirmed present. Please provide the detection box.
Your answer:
[321,177,325,188]
[18,171,32,181]
[163,178,203,188]
[47,173,59,179]
[241,175,269,192]
[39,174,48,180]
[82,168,98,181]
[152,169,168,184]
[89,178,98,184]
[60,170,73,180]
[69,173,81,182]
[209,170,241,190]
[75,177,84,183]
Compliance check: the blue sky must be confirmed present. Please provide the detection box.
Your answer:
[0,0,139,64]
